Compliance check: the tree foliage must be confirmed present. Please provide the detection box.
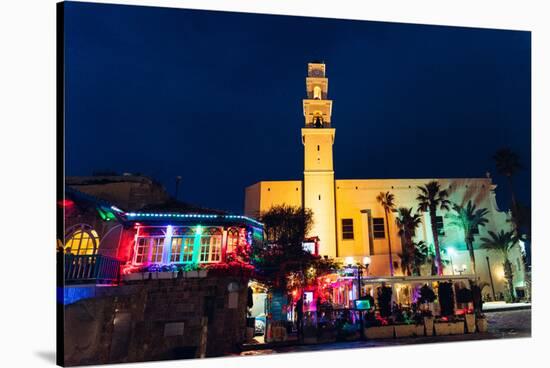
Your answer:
[252,205,319,289]
[445,200,490,273]
[416,181,451,275]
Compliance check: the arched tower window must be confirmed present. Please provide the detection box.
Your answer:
[314,114,323,128]
[313,86,322,100]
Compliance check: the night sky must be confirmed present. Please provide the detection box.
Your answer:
[64,2,531,214]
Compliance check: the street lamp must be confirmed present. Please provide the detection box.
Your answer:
[447,247,457,275]
[454,264,467,276]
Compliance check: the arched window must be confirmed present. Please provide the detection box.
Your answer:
[313,86,322,100]
[65,225,100,255]
[199,228,223,263]
[227,228,240,255]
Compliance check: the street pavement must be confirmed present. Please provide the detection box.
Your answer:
[240,309,531,356]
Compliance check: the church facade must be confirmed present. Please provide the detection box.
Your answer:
[244,62,526,299]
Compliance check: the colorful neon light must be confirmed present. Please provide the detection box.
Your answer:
[125,212,263,226]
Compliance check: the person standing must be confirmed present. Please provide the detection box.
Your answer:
[296,296,304,340]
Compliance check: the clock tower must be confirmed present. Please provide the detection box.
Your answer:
[302,62,337,258]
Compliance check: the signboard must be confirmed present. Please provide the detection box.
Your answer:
[270,290,285,321]
[355,299,371,310]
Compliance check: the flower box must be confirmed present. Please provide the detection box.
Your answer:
[198,269,208,278]
[186,270,199,278]
[394,324,424,338]
[476,317,488,333]
[464,314,476,333]
[424,317,434,336]
[365,325,394,339]
[434,321,464,336]
[122,273,144,281]
[157,271,173,279]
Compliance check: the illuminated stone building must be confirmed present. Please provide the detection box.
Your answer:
[244,62,526,298]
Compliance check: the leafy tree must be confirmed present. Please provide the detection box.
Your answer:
[416,181,451,275]
[445,200,490,274]
[253,205,315,290]
[396,207,423,275]
[480,230,519,302]
[376,191,396,276]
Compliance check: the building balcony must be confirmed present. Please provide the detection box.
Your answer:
[63,254,123,285]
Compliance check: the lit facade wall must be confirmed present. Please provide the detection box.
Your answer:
[334,177,524,296]
[244,180,302,218]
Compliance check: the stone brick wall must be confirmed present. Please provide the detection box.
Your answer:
[63,275,249,366]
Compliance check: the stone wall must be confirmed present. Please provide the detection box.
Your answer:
[63,275,249,366]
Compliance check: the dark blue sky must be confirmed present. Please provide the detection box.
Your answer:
[65,2,531,214]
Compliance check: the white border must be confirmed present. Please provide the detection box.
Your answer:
[1,1,548,367]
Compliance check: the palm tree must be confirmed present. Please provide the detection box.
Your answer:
[445,200,490,274]
[493,148,522,228]
[376,191,396,276]
[416,181,451,276]
[396,207,423,276]
[480,230,519,302]
[397,251,414,276]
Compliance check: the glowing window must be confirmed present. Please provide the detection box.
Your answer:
[313,86,322,100]
[65,229,99,255]
[134,236,164,264]
[170,235,195,263]
[151,238,165,263]
[135,237,149,264]
[227,228,240,254]
[199,228,223,263]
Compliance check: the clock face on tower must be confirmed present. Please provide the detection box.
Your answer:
[311,69,323,77]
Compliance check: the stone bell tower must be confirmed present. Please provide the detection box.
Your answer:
[302,62,337,258]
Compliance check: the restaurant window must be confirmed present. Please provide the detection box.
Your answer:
[199,228,223,263]
[373,218,385,239]
[135,237,150,264]
[170,228,195,263]
[342,219,354,240]
[435,216,445,236]
[150,238,165,263]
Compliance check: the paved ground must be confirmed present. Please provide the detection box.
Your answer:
[240,309,531,356]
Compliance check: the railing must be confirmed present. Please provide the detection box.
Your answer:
[64,254,122,285]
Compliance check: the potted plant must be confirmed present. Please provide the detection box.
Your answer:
[418,284,436,336]
[396,309,425,337]
[456,285,476,333]
[476,313,488,333]
[434,282,463,335]
[364,316,394,339]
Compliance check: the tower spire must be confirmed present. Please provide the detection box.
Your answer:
[302,62,337,258]
[303,62,332,128]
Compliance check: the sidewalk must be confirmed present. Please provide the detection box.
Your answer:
[483,301,531,312]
